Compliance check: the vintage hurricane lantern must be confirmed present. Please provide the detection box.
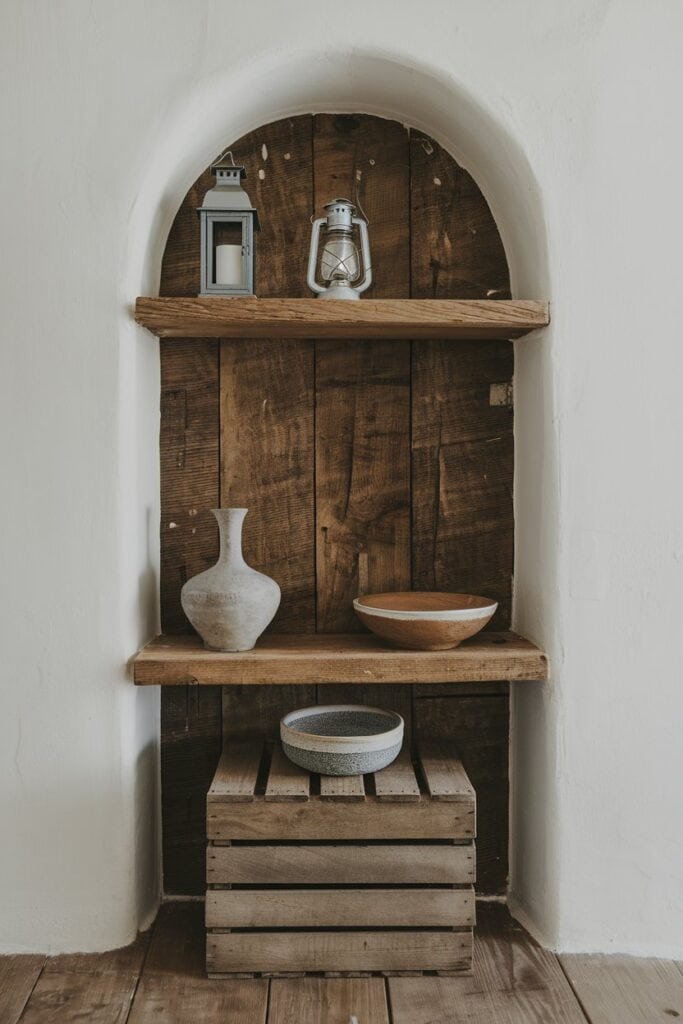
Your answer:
[307,198,372,300]
[198,156,259,296]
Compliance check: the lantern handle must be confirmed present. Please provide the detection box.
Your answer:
[353,216,373,294]
[214,148,237,167]
[307,217,326,295]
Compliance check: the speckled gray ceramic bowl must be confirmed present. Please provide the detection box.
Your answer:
[280,705,404,776]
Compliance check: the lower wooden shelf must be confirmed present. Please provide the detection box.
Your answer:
[132,631,547,685]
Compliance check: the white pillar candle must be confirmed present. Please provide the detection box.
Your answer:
[215,243,244,287]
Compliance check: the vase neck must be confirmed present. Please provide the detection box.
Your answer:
[212,508,247,567]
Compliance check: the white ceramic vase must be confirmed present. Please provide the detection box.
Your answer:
[180,508,280,651]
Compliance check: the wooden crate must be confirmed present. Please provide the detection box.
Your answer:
[205,740,476,977]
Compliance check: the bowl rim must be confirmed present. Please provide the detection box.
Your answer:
[281,704,404,753]
[353,591,498,621]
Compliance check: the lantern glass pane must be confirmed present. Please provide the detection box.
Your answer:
[212,221,245,287]
[317,226,362,285]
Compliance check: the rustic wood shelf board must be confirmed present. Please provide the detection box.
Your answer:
[133,631,547,685]
[135,297,549,340]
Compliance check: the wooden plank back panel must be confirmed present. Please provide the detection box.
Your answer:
[314,115,411,633]
[206,887,474,929]
[207,931,472,976]
[415,695,509,894]
[207,843,475,885]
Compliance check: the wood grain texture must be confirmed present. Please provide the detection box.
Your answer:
[18,973,139,1024]
[265,743,310,801]
[420,740,477,801]
[221,683,318,737]
[129,903,268,1024]
[207,743,262,801]
[268,978,389,1024]
[206,887,474,928]
[314,113,411,635]
[207,931,472,975]
[319,773,365,800]
[220,338,314,632]
[0,956,44,1024]
[374,747,421,802]
[206,843,475,885]
[136,296,549,339]
[415,695,509,894]
[161,685,222,895]
[411,340,514,627]
[207,794,474,841]
[560,954,683,1023]
[136,631,546,685]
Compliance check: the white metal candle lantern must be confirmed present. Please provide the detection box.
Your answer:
[198,157,259,296]
[307,199,372,300]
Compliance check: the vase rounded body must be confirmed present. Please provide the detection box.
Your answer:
[180,508,280,652]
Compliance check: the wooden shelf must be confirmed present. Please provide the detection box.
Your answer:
[134,297,549,340]
[132,631,547,686]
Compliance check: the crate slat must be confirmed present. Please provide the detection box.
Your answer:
[206,887,474,928]
[265,745,310,802]
[208,743,263,802]
[418,742,476,802]
[208,796,474,840]
[374,748,421,802]
[320,774,365,800]
[207,843,475,885]
[207,930,473,974]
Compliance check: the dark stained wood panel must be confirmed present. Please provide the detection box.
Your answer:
[220,339,315,632]
[409,130,510,301]
[411,340,514,627]
[415,694,510,894]
[315,340,411,631]
[314,114,411,634]
[161,686,222,895]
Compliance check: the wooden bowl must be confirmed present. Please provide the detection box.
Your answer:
[352,592,498,650]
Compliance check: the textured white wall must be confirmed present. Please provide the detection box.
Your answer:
[1,0,681,955]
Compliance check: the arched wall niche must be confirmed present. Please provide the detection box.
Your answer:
[125,49,555,931]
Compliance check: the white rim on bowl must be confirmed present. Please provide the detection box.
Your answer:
[352,598,498,622]
[280,704,404,754]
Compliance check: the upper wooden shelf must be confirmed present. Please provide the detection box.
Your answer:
[132,631,547,686]
[134,297,549,340]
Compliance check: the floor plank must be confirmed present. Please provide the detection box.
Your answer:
[389,905,587,1024]
[128,901,268,1024]
[0,956,44,1024]
[560,953,683,1023]
[41,932,149,977]
[269,977,389,1024]
[18,972,139,1024]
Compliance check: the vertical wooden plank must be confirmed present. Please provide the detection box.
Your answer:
[415,695,509,894]
[161,686,222,895]
[220,337,314,632]
[218,118,316,752]
[410,129,513,626]
[409,129,513,898]
[159,148,223,897]
[314,114,411,634]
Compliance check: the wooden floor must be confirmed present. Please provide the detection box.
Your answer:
[1,903,681,1023]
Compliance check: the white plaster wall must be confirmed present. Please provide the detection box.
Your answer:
[1,0,681,955]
